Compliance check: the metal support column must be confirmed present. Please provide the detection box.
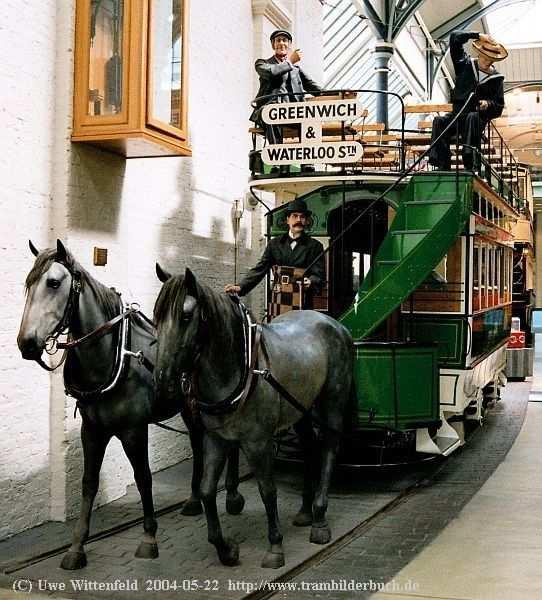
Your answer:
[374,42,394,128]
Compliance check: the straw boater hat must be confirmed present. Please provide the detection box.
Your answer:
[472,37,508,62]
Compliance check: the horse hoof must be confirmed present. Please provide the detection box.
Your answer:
[60,551,87,570]
[135,542,159,559]
[226,491,245,515]
[181,497,203,516]
[217,539,240,567]
[310,525,331,545]
[292,510,312,527]
[261,550,285,569]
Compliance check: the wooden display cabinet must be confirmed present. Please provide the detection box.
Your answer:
[72,0,190,157]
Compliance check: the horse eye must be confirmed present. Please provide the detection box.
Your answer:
[47,279,61,289]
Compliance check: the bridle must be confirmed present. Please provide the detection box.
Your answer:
[36,262,83,372]
[35,260,154,400]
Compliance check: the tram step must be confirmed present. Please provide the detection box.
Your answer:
[390,229,432,235]
[403,199,454,205]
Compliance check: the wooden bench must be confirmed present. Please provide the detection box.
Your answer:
[418,120,433,129]
[405,103,453,114]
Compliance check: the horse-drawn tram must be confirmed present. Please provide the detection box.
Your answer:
[249,89,533,462]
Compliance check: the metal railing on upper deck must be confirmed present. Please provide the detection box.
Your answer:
[249,89,524,211]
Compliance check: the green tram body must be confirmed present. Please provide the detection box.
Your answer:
[267,173,516,456]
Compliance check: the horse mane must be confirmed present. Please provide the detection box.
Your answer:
[26,248,120,318]
[154,273,238,332]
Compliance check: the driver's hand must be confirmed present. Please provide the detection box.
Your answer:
[303,277,312,288]
[479,100,489,111]
[224,284,241,294]
[290,49,302,64]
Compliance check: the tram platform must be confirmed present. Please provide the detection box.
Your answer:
[0,376,536,600]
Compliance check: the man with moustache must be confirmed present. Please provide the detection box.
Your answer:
[224,198,324,308]
[250,29,322,146]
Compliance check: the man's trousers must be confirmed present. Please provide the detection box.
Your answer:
[428,111,488,171]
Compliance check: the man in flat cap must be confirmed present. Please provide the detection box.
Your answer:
[225,198,324,308]
[251,30,322,147]
[428,31,507,172]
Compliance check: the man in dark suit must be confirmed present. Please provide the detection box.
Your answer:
[251,30,322,145]
[225,198,324,307]
[428,31,507,172]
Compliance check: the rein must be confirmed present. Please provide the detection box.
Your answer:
[180,296,377,436]
[35,261,155,401]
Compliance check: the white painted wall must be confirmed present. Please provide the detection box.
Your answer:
[0,0,323,538]
[0,0,57,539]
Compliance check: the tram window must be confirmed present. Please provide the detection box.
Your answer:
[473,194,480,214]
[481,197,486,219]
[351,253,371,292]
[473,245,480,311]
[495,248,502,304]
[480,246,486,309]
[489,248,495,305]
[352,253,361,291]
[403,238,463,313]
[505,248,512,302]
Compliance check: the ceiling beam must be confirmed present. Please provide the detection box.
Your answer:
[431,0,526,40]
[392,0,427,39]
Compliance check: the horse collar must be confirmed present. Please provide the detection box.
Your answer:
[188,300,260,416]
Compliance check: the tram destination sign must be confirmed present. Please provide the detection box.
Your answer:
[262,141,363,165]
[261,98,363,124]
[260,98,364,166]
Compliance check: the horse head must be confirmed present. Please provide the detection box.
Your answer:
[17,239,78,361]
[153,264,207,402]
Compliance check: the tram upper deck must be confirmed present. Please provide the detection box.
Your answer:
[249,89,527,216]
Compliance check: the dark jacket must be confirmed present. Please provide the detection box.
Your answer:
[239,232,325,296]
[250,56,322,122]
[449,30,505,119]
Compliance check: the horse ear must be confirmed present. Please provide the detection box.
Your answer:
[156,262,172,283]
[56,239,68,262]
[184,268,199,298]
[29,240,40,257]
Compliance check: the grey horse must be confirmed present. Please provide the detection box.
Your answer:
[17,240,244,570]
[153,266,353,568]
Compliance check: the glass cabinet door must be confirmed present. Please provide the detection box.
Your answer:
[148,0,186,137]
[88,0,124,116]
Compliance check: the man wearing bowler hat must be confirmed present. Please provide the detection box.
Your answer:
[428,31,507,172]
[250,29,322,147]
[225,198,324,307]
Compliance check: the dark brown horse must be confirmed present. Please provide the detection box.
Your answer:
[17,240,244,570]
[153,266,353,568]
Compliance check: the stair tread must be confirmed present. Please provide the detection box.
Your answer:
[390,228,432,235]
[403,199,454,205]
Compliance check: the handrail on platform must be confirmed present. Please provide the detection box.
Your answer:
[249,88,524,212]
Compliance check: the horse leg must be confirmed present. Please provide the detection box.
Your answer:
[242,439,284,569]
[310,427,342,545]
[225,444,245,515]
[61,422,111,570]
[201,432,239,566]
[181,412,204,516]
[292,416,319,527]
[119,428,159,559]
